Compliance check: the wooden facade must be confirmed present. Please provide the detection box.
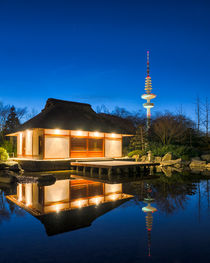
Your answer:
[15,128,123,159]
[7,178,133,215]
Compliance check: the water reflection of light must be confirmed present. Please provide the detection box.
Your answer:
[90,197,103,206]
[110,194,118,201]
[18,185,22,202]
[74,199,87,208]
[55,204,61,213]
[25,184,32,207]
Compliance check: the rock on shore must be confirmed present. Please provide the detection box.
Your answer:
[0,161,23,183]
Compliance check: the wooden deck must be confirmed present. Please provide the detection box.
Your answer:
[71,161,160,177]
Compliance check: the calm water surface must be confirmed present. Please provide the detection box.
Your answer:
[0,174,210,263]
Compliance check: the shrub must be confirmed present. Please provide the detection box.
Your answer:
[0,139,17,156]
[128,149,146,157]
[147,143,200,159]
[0,147,9,161]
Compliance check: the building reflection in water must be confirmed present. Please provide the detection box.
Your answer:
[7,178,133,235]
[142,183,157,257]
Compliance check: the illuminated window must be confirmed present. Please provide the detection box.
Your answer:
[88,183,103,197]
[71,137,87,151]
[88,139,103,151]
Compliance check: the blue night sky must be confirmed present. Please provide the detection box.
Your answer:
[0,0,210,120]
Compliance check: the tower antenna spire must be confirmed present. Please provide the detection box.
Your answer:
[141,51,156,130]
[147,51,150,77]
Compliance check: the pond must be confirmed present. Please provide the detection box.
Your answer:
[0,173,210,263]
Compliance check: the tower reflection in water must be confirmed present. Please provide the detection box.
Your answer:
[142,183,157,257]
[7,178,133,235]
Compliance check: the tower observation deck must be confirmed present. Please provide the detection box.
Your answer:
[141,51,156,129]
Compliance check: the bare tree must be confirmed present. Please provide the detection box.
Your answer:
[96,104,110,114]
[204,97,209,137]
[0,102,10,131]
[195,96,201,132]
[16,107,27,121]
[151,113,192,145]
[24,108,38,121]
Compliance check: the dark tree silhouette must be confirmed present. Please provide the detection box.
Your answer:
[3,106,20,135]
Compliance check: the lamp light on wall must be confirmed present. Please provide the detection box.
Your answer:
[111,133,116,138]
[26,129,32,137]
[94,132,99,137]
[76,130,83,136]
[54,129,60,135]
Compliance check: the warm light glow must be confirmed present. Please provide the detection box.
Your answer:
[75,199,86,208]
[110,194,118,201]
[77,130,83,136]
[18,185,22,202]
[55,204,61,213]
[25,184,32,207]
[94,132,99,137]
[111,133,116,138]
[54,129,60,135]
[90,197,102,206]
[26,129,32,136]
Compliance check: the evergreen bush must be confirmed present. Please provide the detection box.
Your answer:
[0,147,9,161]
[147,143,200,159]
[128,149,146,157]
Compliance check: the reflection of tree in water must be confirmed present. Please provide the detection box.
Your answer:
[151,181,197,214]
[0,189,10,224]
[0,189,25,224]
[128,176,198,215]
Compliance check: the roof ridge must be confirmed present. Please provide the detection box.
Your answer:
[46,98,91,107]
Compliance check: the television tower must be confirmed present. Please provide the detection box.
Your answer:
[141,51,156,130]
[142,184,157,257]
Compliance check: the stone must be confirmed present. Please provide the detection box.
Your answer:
[8,163,23,173]
[141,155,147,162]
[201,170,210,176]
[174,163,181,168]
[162,153,172,162]
[147,151,154,162]
[0,162,8,170]
[132,155,140,162]
[156,166,162,173]
[161,166,172,177]
[189,160,206,169]
[154,156,162,163]
[0,170,17,183]
[161,158,181,166]
[191,156,201,161]
[201,154,210,162]
[181,160,191,167]
[0,161,23,173]
[190,168,202,175]
[206,163,210,170]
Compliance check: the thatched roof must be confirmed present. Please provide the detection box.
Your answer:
[18,98,135,134]
[38,199,129,236]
